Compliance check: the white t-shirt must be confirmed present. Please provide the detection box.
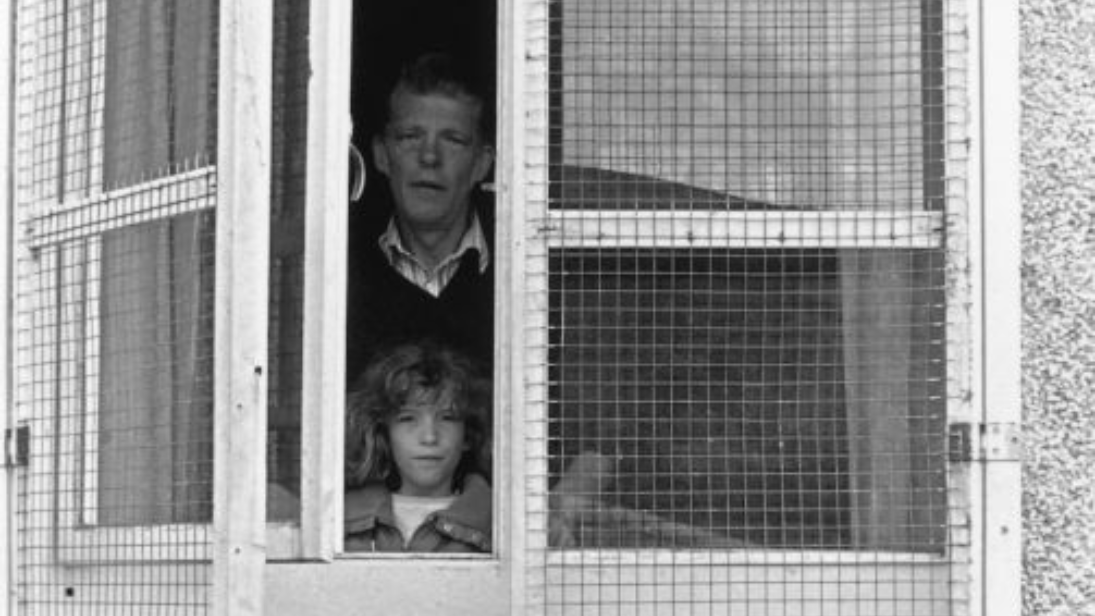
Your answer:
[391,493,457,545]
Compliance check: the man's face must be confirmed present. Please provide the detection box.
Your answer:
[373,89,494,235]
[388,391,467,497]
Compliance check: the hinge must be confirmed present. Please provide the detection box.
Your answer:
[949,422,1021,463]
[4,425,30,468]
[948,422,973,463]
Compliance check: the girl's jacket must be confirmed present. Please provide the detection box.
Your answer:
[344,474,492,553]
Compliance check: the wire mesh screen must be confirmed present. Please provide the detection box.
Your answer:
[18,0,106,204]
[549,249,853,549]
[14,0,218,612]
[528,0,966,614]
[266,0,311,522]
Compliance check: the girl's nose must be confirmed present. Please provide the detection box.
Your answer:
[419,417,439,444]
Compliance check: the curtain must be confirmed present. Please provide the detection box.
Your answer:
[95,0,218,526]
[103,0,217,187]
[99,212,215,525]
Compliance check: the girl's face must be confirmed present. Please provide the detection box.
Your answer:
[388,389,467,497]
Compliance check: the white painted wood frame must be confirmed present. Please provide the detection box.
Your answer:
[295,0,353,562]
[212,1,273,615]
[498,0,536,610]
[539,211,944,249]
[969,1,1023,615]
[1,0,15,612]
[510,1,551,615]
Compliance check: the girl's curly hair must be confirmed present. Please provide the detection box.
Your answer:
[345,341,491,492]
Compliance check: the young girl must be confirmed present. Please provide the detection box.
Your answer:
[344,341,492,552]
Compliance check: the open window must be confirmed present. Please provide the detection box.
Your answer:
[340,0,499,553]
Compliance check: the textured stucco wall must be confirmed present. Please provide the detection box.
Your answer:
[1020,1,1095,615]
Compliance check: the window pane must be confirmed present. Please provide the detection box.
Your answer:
[549,0,940,212]
[549,249,851,548]
[98,211,216,525]
[542,0,955,559]
[265,0,310,522]
[548,247,948,551]
[103,0,218,188]
[14,0,219,610]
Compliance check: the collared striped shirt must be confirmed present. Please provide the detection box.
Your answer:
[377,214,490,297]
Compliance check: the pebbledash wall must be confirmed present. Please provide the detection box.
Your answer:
[1020,1,1095,615]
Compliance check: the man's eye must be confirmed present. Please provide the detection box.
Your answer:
[443,134,471,148]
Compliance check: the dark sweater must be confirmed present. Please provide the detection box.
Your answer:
[345,199,494,382]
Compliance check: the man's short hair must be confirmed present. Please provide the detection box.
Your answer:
[383,52,495,143]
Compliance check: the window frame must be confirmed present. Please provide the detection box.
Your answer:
[2,0,1022,613]
[263,0,520,608]
[507,0,1007,611]
[8,0,221,566]
[210,1,273,613]
[1,0,16,612]
[37,169,217,563]
[969,1,1023,615]
[269,0,514,568]
[289,0,352,563]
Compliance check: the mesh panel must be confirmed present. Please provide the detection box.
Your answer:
[14,0,217,612]
[549,249,853,549]
[266,0,311,522]
[20,0,106,204]
[102,0,218,189]
[527,0,967,614]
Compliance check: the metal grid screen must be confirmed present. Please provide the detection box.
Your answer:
[13,0,218,612]
[526,0,968,614]
[266,0,311,523]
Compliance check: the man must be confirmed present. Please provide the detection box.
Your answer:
[347,52,496,382]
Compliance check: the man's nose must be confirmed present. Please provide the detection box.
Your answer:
[416,136,441,167]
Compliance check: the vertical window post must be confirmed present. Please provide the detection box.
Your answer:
[1,1,15,612]
[212,1,272,614]
[975,0,1022,615]
[299,0,352,560]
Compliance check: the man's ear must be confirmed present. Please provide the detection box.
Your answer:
[472,145,495,185]
[371,135,390,177]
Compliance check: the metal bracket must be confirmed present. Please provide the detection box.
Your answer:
[949,422,1021,463]
[4,425,29,468]
[981,422,1022,462]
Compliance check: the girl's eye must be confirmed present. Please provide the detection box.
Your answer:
[391,130,422,146]
[395,413,416,424]
[439,411,462,422]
